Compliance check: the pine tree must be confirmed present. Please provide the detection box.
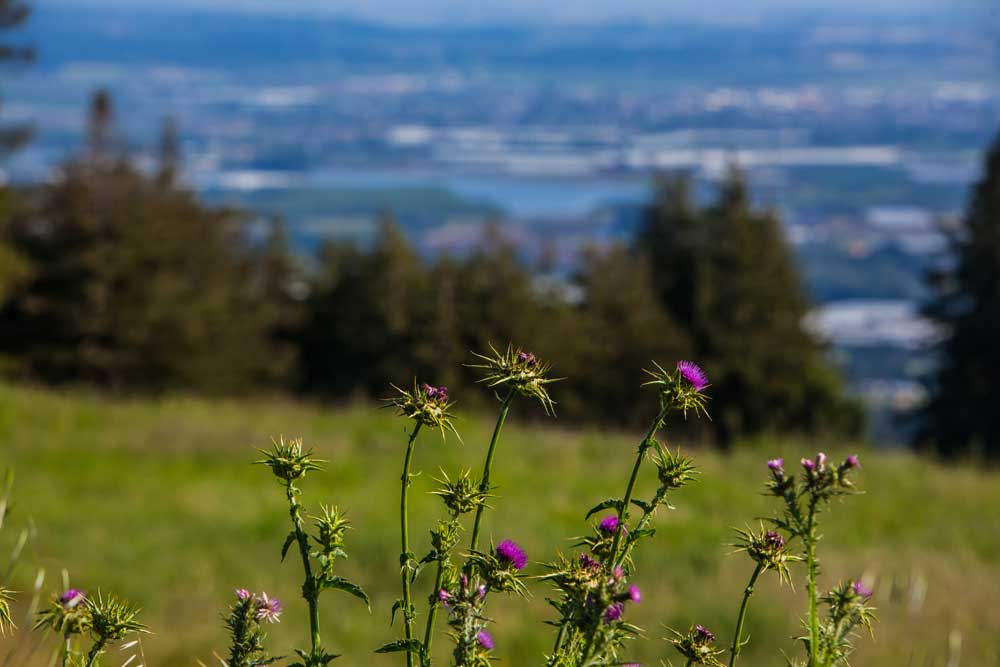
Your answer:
[920,129,1000,460]
[637,170,860,446]
[0,90,286,391]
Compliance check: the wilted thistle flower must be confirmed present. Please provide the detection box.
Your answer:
[732,524,799,586]
[255,593,283,623]
[468,343,559,415]
[432,468,489,516]
[668,624,725,666]
[386,380,460,438]
[255,436,324,484]
[642,360,710,418]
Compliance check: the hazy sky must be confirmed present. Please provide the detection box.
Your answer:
[49,0,992,24]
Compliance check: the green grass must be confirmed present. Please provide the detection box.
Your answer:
[1,382,998,667]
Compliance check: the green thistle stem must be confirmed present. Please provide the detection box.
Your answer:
[610,403,669,568]
[399,422,422,667]
[286,481,322,659]
[420,557,446,666]
[469,390,515,553]
[85,637,106,667]
[728,563,764,667]
[548,623,567,666]
[805,500,819,667]
[62,635,71,667]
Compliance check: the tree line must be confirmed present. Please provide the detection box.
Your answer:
[0,91,869,446]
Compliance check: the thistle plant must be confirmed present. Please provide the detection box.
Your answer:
[36,590,147,667]
[763,453,865,667]
[257,436,369,667]
[466,344,558,554]
[224,588,282,667]
[380,382,458,667]
[545,360,706,667]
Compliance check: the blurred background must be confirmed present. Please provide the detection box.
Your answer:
[0,0,998,665]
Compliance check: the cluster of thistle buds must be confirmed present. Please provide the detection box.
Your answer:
[440,573,494,667]
[669,624,725,666]
[766,452,861,507]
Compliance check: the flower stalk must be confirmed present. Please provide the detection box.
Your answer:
[728,563,763,667]
[399,422,422,667]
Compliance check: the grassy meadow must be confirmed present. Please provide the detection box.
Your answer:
[0,382,997,667]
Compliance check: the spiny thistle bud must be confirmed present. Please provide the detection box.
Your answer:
[86,592,148,644]
[652,444,698,490]
[255,436,324,484]
[386,380,460,438]
[732,524,799,586]
[225,589,276,667]
[468,343,559,415]
[668,624,725,666]
[822,579,877,635]
[430,518,462,555]
[0,588,13,636]
[642,360,710,418]
[431,469,489,516]
[312,505,350,568]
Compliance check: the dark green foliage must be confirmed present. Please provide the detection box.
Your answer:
[0,91,292,391]
[920,129,1000,460]
[0,0,32,155]
[636,170,862,445]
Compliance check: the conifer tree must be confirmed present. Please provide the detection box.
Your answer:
[637,170,860,445]
[0,0,32,155]
[920,129,1000,459]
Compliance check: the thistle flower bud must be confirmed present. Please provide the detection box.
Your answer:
[668,624,725,666]
[468,343,559,415]
[767,458,784,474]
[432,469,489,516]
[801,457,815,471]
[628,584,641,603]
[653,445,698,490]
[852,580,873,598]
[438,589,451,602]
[386,381,460,438]
[844,454,861,469]
[733,525,799,586]
[603,603,624,624]
[255,436,324,484]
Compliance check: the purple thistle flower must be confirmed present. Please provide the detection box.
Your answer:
[767,458,784,472]
[676,360,708,391]
[628,585,642,604]
[817,452,827,467]
[517,351,538,366]
[496,539,528,571]
[845,454,861,469]
[579,553,601,570]
[235,588,253,601]
[612,566,624,581]
[694,625,715,642]
[852,580,873,598]
[255,593,283,623]
[438,589,451,602]
[598,515,620,535]
[764,531,786,549]
[476,630,495,650]
[603,603,623,624]
[421,383,449,402]
[478,584,487,599]
[59,589,84,606]
[801,457,815,471]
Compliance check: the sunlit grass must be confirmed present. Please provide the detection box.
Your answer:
[1,383,997,666]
